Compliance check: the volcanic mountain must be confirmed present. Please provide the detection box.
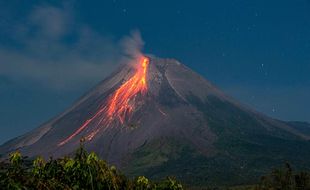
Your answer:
[1,56,310,186]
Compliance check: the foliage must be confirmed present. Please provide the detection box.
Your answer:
[257,163,310,190]
[223,164,310,190]
[1,141,310,190]
[189,163,310,190]
[0,142,183,190]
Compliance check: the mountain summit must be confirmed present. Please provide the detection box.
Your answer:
[1,56,310,185]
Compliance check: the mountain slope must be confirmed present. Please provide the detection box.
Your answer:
[286,121,310,136]
[1,56,310,186]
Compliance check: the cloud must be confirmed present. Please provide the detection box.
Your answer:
[30,5,70,39]
[0,3,144,91]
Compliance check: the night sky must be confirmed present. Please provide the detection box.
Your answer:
[0,0,309,143]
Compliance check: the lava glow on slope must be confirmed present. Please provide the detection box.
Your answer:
[58,57,149,146]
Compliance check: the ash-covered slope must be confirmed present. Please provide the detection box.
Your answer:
[1,56,310,186]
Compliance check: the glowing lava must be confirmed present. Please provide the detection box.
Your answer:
[58,57,149,146]
[107,57,149,123]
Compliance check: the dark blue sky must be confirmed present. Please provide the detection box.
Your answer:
[0,0,309,143]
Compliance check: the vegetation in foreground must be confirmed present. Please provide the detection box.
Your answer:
[1,141,310,190]
[0,141,183,190]
[202,163,310,190]
[256,163,310,190]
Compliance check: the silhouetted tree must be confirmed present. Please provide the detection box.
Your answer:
[0,141,183,190]
[258,163,310,190]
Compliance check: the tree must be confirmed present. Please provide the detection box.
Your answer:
[0,141,184,190]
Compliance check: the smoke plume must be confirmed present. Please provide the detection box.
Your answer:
[0,3,145,91]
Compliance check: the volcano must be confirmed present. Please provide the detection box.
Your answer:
[1,56,310,186]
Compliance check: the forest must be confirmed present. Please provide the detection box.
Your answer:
[1,141,310,190]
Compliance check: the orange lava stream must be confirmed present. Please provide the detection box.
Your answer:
[58,57,149,146]
[107,57,149,123]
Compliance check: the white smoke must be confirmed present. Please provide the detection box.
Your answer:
[120,30,145,60]
[0,3,146,91]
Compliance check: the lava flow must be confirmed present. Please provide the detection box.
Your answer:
[58,57,149,146]
[107,57,149,123]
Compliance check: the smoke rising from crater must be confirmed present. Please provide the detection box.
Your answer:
[0,3,145,91]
